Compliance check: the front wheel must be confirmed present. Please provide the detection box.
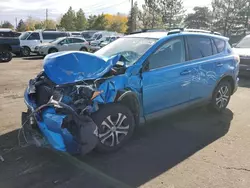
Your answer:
[0,51,12,62]
[91,104,135,152]
[209,80,232,112]
[21,47,30,57]
[48,48,58,54]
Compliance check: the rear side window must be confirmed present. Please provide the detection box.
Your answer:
[27,32,40,40]
[96,34,102,40]
[213,38,225,53]
[72,38,85,43]
[0,32,17,37]
[187,36,213,60]
[42,32,67,40]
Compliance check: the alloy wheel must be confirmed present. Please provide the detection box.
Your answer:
[98,113,129,147]
[215,85,229,109]
[22,47,30,56]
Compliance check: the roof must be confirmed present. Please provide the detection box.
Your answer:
[125,32,168,39]
[125,31,228,40]
[0,28,12,32]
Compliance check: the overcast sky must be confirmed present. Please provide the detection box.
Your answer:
[0,0,212,26]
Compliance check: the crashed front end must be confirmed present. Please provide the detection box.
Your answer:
[22,51,125,155]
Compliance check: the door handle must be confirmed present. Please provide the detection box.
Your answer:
[180,70,191,75]
[217,63,223,67]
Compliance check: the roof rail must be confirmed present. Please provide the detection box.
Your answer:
[167,28,221,36]
[128,28,167,35]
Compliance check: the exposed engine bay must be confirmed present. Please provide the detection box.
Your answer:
[22,51,130,155]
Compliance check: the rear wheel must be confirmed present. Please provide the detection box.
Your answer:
[80,47,87,52]
[209,80,232,112]
[0,51,12,62]
[22,47,30,57]
[91,104,135,152]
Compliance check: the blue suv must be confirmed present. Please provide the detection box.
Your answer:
[22,29,239,155]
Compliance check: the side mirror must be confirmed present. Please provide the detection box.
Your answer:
[141,60,150,73]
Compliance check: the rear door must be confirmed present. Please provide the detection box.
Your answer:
[142,36,192,115]
[70,38,86,50]
[186,35,218,100]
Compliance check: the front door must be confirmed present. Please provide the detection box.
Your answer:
[58,39,70,51]
[142,37,192,115]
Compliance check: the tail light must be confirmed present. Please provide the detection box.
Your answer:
[234,54,240,64]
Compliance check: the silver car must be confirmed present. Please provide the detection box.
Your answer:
[34,37,89,56]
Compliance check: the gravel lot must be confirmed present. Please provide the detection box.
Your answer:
[0,57,250,188]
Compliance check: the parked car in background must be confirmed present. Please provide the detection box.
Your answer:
[19,30,69,56]
[69,31,82,37]
[0,28,21,62]
[81,30,99,41]
[232,35,250,76]
[99,36,120,48]
[23,29,239,155]
[89,31,119,52]
[34,37,89,56]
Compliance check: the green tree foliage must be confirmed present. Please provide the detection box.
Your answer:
[184,6,212,29]
[75,8,87,31]
[16,19,26,32]
[34,22,43,29]
[158,0,185,28]
[1,21,14,29]
[45,19,57,29]
[138,4,153,29]
[87,14,107,30]
[60,6,76,30]
[212,0,250,36]
[144,0,162,28]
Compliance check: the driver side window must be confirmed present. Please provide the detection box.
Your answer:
[59,39,68,45]
[148,37,186,70]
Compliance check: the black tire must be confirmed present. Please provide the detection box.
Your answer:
[209,80,232,112]
[22,47,30,57]
[80,47,88,52]
[0,51,12,62]
[48,48,58,54]
[91,103,135,153]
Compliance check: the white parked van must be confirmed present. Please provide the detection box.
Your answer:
[19,30,69,56]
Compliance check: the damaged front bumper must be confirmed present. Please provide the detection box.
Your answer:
[22,88,98,155]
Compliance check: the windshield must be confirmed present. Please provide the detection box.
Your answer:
[95,37,157,65]
[19,32,31,40]
[235,36,250,48]
[82,32,96,39]
[92,33,102,39]
[104,37,111,41]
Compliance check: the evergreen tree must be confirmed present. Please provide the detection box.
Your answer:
[75,9,87,31]
[16,19,26,32]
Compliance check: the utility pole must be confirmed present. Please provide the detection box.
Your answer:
[15,18,17,30]
[46,9,48,29]
[245,1,250,34]
[130,0,135,32]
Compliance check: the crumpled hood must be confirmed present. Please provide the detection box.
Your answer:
[43,51,121,85]
[232,48,250,56]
